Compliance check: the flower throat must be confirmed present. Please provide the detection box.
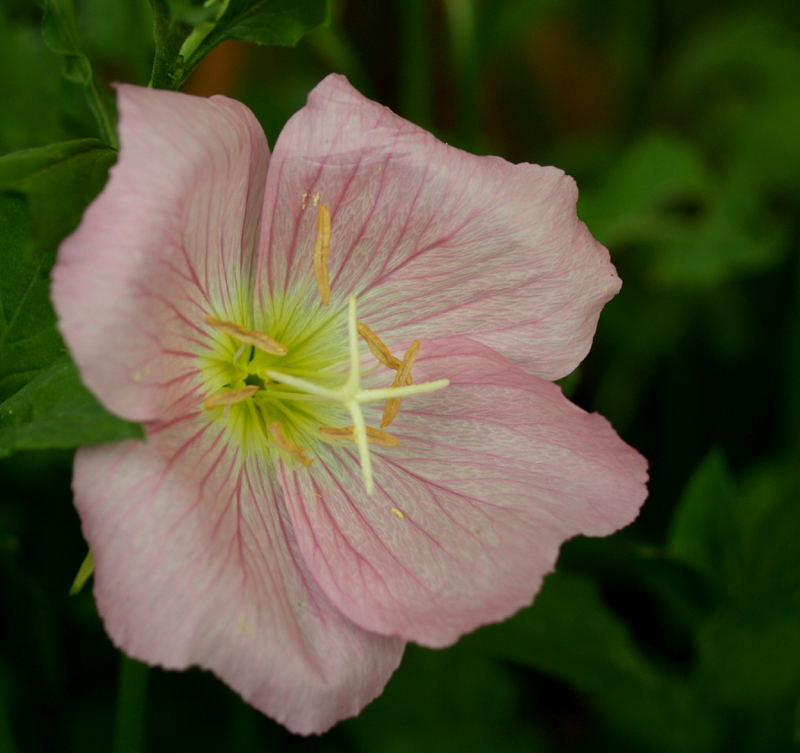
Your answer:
[200,204,449,495]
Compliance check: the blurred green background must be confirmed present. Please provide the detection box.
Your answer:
[1,0,800,750]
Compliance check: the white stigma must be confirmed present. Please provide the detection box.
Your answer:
[265,295,449,495]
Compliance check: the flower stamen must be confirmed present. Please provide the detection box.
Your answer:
[313,205,332,306]
[266,422,313,467]
[265,296,449,495]
[381,340,420,428]
[319,425,400,447]
[206,316,287,356]
[204,385,259,409]
[356,322,400,370]
[356,321,412,384]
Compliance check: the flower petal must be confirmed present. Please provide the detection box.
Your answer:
[52,85,269,423]
[74,416,404,734]
[276,337,647,648]
[256,74,618,380]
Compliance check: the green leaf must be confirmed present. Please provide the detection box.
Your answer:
[578,132,711,247]
[665,12,800,195]
[666,449,741,587]
[0,140,141,454]
[0,140,115,401]
[151,0,328,89]
[698,611,800,706]
[212,0,329,46]
[0,357,142,458]
[346,642,541,753]
[466,571,657,694]
[668,453,800,707]
[167,0,228,26]
[40,0,119,147]
[68,550,94,595]
[0,194,63,403]
[0,139,116,257]
[667,451,799,603]
[578,132,787,288]
[465,571,721,753]
[0,3,78,154]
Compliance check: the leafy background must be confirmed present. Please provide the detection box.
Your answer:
[1,0,799,751]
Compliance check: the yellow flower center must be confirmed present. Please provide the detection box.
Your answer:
[199,205,449,495]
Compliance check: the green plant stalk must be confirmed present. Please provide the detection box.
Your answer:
[149,0,193,90]
[41,0,119,149]
[113,654,149,753]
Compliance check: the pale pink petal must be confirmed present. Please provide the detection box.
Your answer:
[74,415,404,734]
[52,85,269,423]
[276,337,647,648]
[255,74,618,381]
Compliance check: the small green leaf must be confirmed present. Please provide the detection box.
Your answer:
[215,0,328,47]
[40,0,119,147]
[0,140,141,455]
[666,449,741,587]
[151,0,328,89]
[698,611,800,705]
[69,550,94,595]
[579,132,787,287]
[464,571,721,753]
[577,132,711,249]
[0,141,115,403]
[0,139,116,256]
[167,0,228,26]
[0,194,63,403]
[466,571,656,694]
[0,357,143,458]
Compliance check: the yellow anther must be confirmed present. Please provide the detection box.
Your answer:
[203,385,259,409]
[391,508,405,519]
[265,296,449,497]
[313,204,331,306]
[381,340,420,428]
[357,321,400,369]
[206,316,287,356]
[266,422,313,467]
[319,424,400,448]
[357,321,412,384]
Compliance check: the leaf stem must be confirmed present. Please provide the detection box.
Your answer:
[113,654,149,753]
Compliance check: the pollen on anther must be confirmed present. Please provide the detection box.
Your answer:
[266,422,313,467]
[313,205,332,306]
[357,322,412,384]
[204,385,259,410]
[319,424,400,448]
[381,340,420,428]
[206,316,287,356]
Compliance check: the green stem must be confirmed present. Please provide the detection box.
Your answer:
[149,0,193,90]
[86,79,120,150]
[113,654,149,753]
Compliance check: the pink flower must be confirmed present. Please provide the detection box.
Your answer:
[52,74,647,734]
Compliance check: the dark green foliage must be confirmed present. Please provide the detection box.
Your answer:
[0,358,143,458]
[150,0,328,89]
[0,140,141,452]
[40,0,119,147]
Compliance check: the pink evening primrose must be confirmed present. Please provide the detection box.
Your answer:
[52,74,648,734]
